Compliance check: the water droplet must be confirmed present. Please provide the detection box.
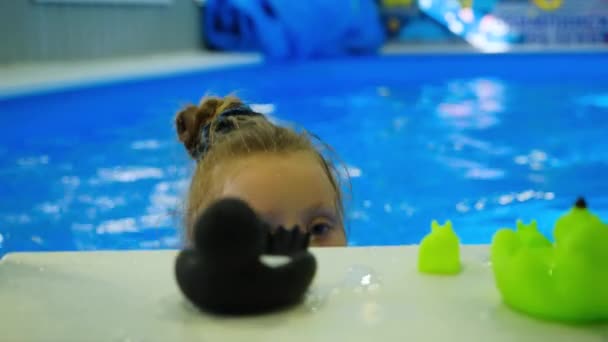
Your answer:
[303,288,331,313]
[361,274,371,286]
[343,265,383,294]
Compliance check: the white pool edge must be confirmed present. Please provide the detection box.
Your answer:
[0,51,263,100]
[1,245,606,342]
[3,46,608,100]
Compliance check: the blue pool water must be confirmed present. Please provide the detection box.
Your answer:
[1,53,608,255]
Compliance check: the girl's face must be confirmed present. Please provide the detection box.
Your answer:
[217,151,346,247]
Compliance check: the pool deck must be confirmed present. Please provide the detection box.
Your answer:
[0,51,263,99]
[2,44,607,100]
[1,245,606,341]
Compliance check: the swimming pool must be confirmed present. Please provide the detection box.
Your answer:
[1,53,607,255]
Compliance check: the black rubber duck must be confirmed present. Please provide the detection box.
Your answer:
[175,198,317,315]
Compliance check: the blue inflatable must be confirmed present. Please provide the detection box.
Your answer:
[203,0,385,60]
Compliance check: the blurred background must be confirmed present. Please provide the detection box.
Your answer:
[1,0,607,255]
[1,0,607,65]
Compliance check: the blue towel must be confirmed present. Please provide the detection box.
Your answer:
[204,0,385,60]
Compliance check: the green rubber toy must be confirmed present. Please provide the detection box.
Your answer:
[491,198,608,323]
[418,220,461,275]
[553,197,602,244]
[516,219,552,248]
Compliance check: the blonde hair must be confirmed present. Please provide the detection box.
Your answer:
[175,95,345,242]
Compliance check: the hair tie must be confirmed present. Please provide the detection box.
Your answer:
[194,105,264,161]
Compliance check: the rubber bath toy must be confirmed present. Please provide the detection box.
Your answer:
[175,198,317,315]
[515,219,551,248]
[491,198,608,323]
[418,220,461,275]
[553,197,602,244]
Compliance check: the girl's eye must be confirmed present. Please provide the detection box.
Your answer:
[309,222,332,236]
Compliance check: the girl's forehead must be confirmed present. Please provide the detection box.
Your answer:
[220,151,323,179]
[218,152,337,212]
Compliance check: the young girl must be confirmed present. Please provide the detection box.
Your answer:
[175,95,347,247]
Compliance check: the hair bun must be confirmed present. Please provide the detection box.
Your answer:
[175,96,245,159]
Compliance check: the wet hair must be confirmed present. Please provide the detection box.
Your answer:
[175,95,345,242]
